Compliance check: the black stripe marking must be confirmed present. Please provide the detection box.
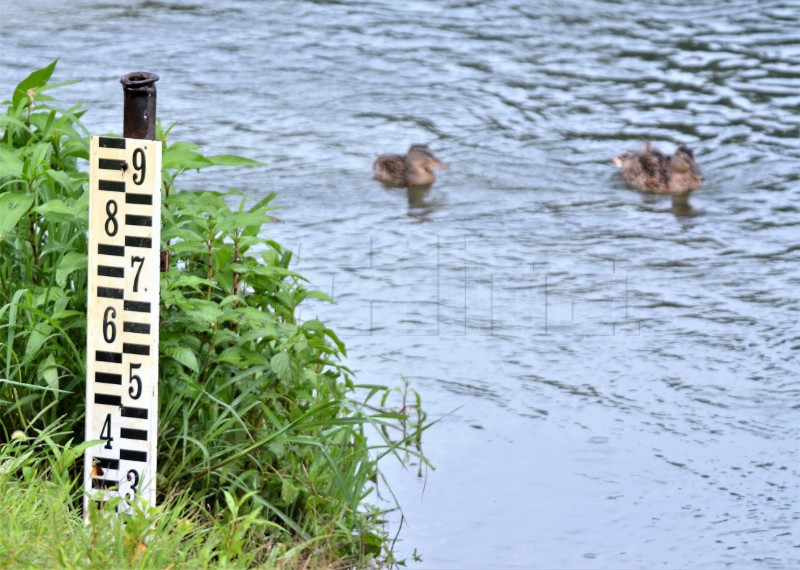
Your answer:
[98,244,124,257]
[98,286,123,299]
[99,137,126,149]
[92,478,118,489]
[125,214,152,227]
[120,449,147,463]
[126,193,153,205]
[121,428,148,441]
[124,300,150,313]
[125,235,151,248]
[94,457,120,470]
[99,180,125,193]
[123,343,150,356]
[94,393,121,406]
[99,158,125,171]
[95,351,122,363]
[123,322,150,334]
[121,406,148,419]
[97,265,124,278]
[95,372,121,385]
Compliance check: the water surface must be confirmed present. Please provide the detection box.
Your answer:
[1,1,798,567]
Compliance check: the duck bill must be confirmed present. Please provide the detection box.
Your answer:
[431,158,448,170]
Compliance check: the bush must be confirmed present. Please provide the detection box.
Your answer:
[0,60,430,567]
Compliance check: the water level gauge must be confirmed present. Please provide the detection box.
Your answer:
[84,135,161,515]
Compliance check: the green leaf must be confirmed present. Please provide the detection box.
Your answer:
[246,192,277,214]
[0,147,24,178]
[35,198,81,223]
[167,273,213,292]
[24,322,53,365]
[206,154,264,168]
[163,142,212,170]
[56,251,87,287]
[0,114,32,139]
[26,142,51,175]
[280,477,300,504]
[38,353,59,392]
[305,290,334,303]
[217,346,269,367]
[43,169,79,191]
[184,298,223,325]
[271,352,292,383]
[13,59,58,108]
[0,191,34,239]
[162,344,199,371]
[215,211,270,234]
[324,326,347,356]
[37,79,81,94]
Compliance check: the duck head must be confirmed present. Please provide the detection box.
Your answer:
[404,145,447,187]
[406,145,447,171]
[671,146,696,174]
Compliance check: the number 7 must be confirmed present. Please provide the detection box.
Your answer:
[131,256,145,292]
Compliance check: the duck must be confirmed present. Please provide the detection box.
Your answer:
[373,145,447,188]
[613,141,702,195]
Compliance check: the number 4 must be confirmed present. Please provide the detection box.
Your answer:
[100,413,113,449]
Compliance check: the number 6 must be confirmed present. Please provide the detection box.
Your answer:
[103,307,116,343]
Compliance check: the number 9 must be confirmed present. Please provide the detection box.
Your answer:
[132,148,146,185]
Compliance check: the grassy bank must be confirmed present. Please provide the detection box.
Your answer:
[0,61,430,568]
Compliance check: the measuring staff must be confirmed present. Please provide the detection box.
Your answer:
[84,134,161,515]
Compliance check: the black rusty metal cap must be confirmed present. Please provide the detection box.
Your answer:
[120,71,159,140]
[120,71,160,89]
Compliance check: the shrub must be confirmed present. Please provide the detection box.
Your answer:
[0,60,430,567]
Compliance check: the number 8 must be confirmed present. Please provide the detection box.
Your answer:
[105,200,118,236]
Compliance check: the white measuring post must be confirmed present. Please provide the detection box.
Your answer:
[84,134,161,515]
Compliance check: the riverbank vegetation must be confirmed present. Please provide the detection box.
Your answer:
[0,60,430,568]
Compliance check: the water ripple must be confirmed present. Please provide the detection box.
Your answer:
[1,0,798,567]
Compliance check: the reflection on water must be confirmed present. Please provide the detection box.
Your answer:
[1,0,798,567]
[669,194,694,218]
[406,185,442,221]
[636,193,698,220]
[376,185,444,222]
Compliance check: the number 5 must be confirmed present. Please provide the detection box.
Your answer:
[129,362,142,400]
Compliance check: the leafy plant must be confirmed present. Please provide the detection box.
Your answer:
[0,60,432,567]
[0,59,89,438]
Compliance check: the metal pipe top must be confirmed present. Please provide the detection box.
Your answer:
[120,71,159,140]
[120,71,160,90]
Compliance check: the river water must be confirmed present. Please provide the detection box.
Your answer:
[2,1,798,568]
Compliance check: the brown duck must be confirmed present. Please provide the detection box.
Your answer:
[373,145,447,188]
[613,141,702,194]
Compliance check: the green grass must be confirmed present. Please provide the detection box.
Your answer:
[0,428,300,568]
